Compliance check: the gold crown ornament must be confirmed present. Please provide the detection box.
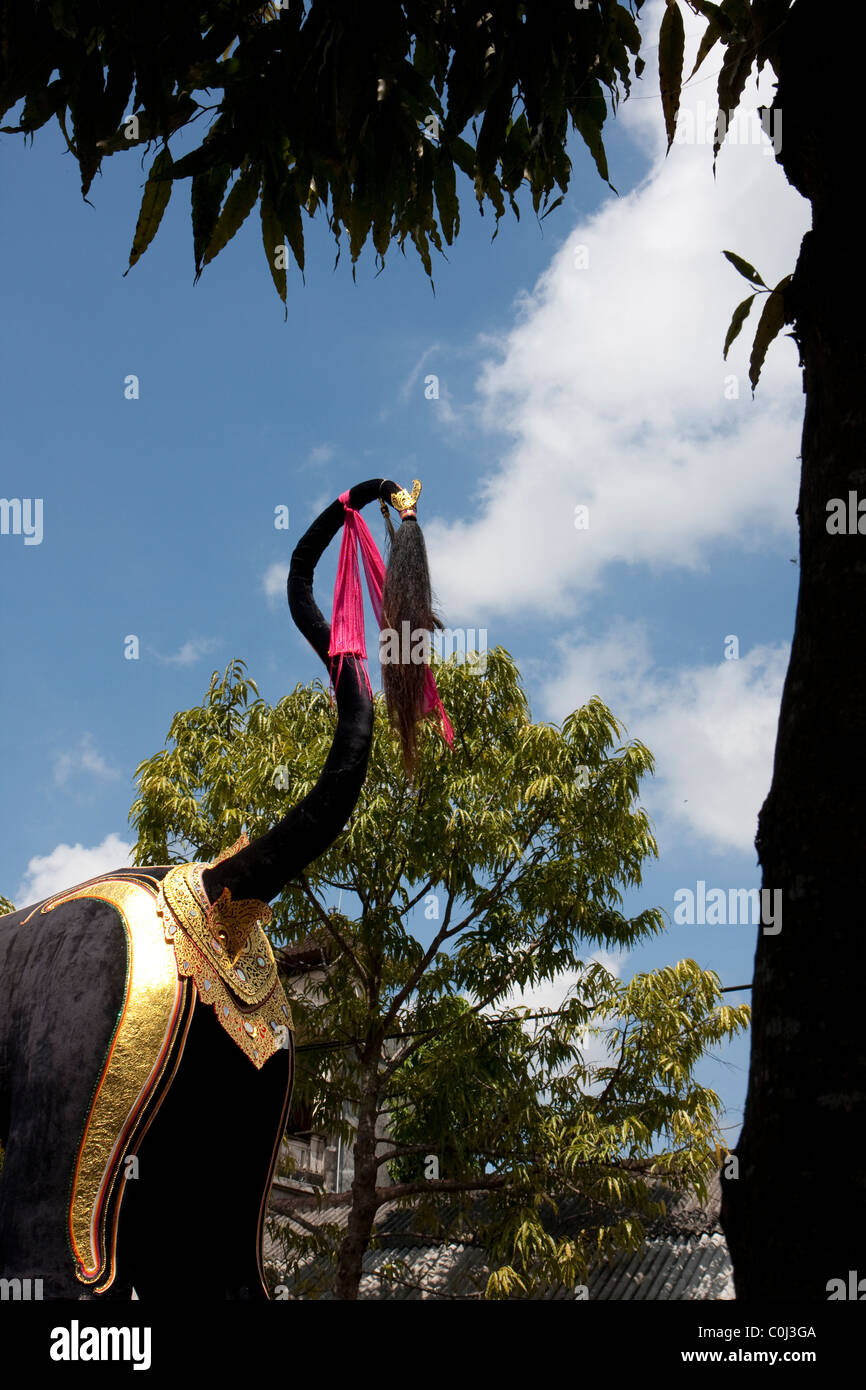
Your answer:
[390,479,422,518]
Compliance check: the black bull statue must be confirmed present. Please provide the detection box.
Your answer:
[0,478,429,1298]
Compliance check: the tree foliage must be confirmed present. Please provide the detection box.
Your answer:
[0,0,799,379]
[661,1,797,388]
[131,651,748,1298]
[0,1,644,301]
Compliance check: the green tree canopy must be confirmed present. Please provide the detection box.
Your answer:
[0,1,642,301]
[131,650,748,1298]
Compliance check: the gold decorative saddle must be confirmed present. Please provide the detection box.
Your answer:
[157,856,292,1069]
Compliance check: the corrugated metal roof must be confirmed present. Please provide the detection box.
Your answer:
[589,1234,733,1301]
[264,1217,734,1301]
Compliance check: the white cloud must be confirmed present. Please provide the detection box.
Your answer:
[155,637,219,667]
[399,345,441,402]
[379,342,460,425]
[540,621,788,855]
[422,7,796,858]
[488,950,627,1088]
[15,832,135,908]
[499,948,626,1016]
[425,1,808,621]
[306,442,336,468]
[53,733,120,787]
[263,560,287,604]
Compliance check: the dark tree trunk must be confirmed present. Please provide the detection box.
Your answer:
[333,1073,383,1300]
[720,0,866,1298]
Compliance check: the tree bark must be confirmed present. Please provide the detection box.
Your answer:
[720,0,866,1298]
[332,1068,383,1299]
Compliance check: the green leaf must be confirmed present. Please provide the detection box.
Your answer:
[275,183,306,275]
[94,96,199,156]
[659,0,686,153]
[688,19,723,80]
[573,107,613,188]
[126,147,174,272]
[715,38,754,163]
[169,138,231,182]
[192,163,232,276]
[540,194,565,222]
[723,293,757,359]
[102,53,135,138]
[202,163,261,269]
[11,78,64,133]
[433,155,459,244]
[451,137,477,180]
[615,4,643,56]
[722,250,767,288]
[749,286,788,393]
[260,187,287,307]
[475,85,512,183]
[688,0,736,31]
[719,0,752,30]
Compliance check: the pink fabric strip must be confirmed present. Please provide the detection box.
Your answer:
[329,492,376,698]
[329,491,453,747]
[424,667,455,745]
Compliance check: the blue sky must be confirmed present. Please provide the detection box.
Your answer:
[0,2,810,1140]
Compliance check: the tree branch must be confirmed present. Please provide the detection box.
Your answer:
[378,814,548,1040]
[399,876,436,916]
[377,881,458,1035]
[286,1173,514,1210]
[298,872,370,990]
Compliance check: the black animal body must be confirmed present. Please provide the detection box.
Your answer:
[0,477,432,1298]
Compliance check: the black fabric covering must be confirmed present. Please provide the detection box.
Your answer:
[202,478,398,906]
[0,868,292,1298]
[0,871,158,1295]
[114,998,293,1300]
